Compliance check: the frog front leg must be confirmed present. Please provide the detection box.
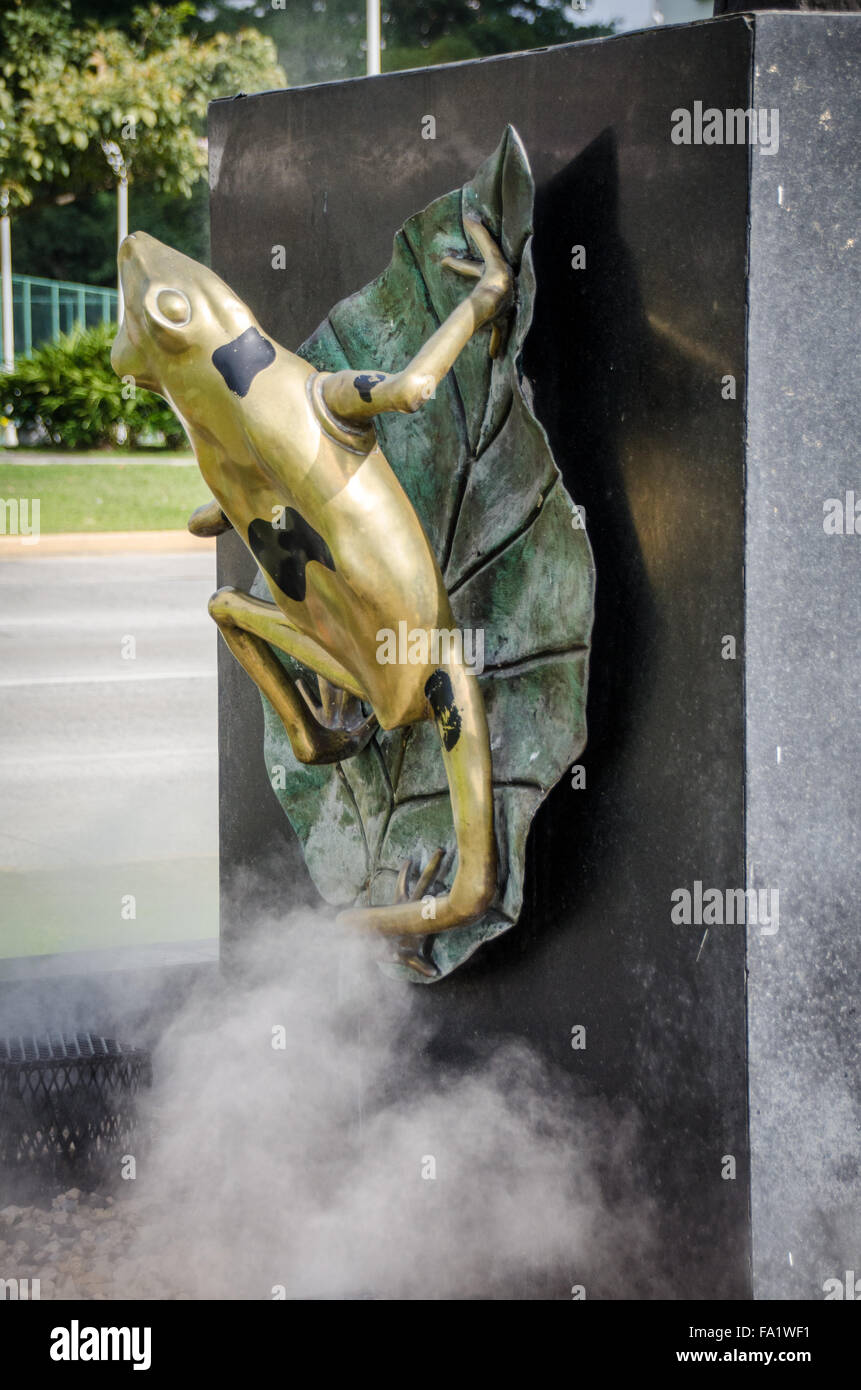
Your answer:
[188,499,233,537]
[209,586,377,765]
[319,215,513,425]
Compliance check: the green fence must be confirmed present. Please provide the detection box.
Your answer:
[4,273,117,359]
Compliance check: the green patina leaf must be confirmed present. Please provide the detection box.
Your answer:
[253,126,596,982]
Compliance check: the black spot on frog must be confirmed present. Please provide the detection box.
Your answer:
[247,510,335,603]
[353,372,387,404]
[424,669,462,750]
[212,327,276,398]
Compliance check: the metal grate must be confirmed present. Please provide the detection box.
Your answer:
[0,1033,151,1180]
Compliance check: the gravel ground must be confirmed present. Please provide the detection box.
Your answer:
[0,1190,184,1300]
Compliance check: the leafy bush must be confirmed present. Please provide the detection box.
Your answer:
[0,322,187,450]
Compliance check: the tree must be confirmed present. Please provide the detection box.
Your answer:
[0,1,285,211]
[11,183,211,286]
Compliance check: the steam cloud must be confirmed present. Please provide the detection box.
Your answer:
[114,904,660,1300]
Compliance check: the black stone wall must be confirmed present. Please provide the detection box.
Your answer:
[208,14,859,1298]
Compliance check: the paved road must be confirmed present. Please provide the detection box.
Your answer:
[0,549,219,962]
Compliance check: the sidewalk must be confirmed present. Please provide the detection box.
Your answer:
[0,530,215,558]
[0,451,194,466]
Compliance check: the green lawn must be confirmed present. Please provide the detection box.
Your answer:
[0,860,218,959]
[0,461,210,532]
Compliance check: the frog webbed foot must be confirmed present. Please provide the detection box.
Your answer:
[295,676,378,762]
[384,848,446,979]
[441,215,514,359]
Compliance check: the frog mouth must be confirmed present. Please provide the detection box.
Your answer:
[118,233,144,282]
[111,241,151,383]
[109,315,136,379]
[117,234,143,295]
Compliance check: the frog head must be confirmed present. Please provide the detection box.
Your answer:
[111,232,269,429]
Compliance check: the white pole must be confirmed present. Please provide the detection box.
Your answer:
[117,174,128,325]
[1,212,13,371]
[366,0,380,75]
[0,198,18,448]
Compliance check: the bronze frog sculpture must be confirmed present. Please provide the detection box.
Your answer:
[112,218,514,961]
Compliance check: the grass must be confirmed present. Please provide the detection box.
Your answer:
[0,860,218,959]
[0,461,210,532]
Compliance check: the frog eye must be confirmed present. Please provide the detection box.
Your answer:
[156,289,191,326]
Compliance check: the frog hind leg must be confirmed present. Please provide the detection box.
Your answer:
[209,585,377,765]
[338,661,496,937]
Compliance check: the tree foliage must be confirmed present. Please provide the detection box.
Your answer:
[0,1,285,209]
